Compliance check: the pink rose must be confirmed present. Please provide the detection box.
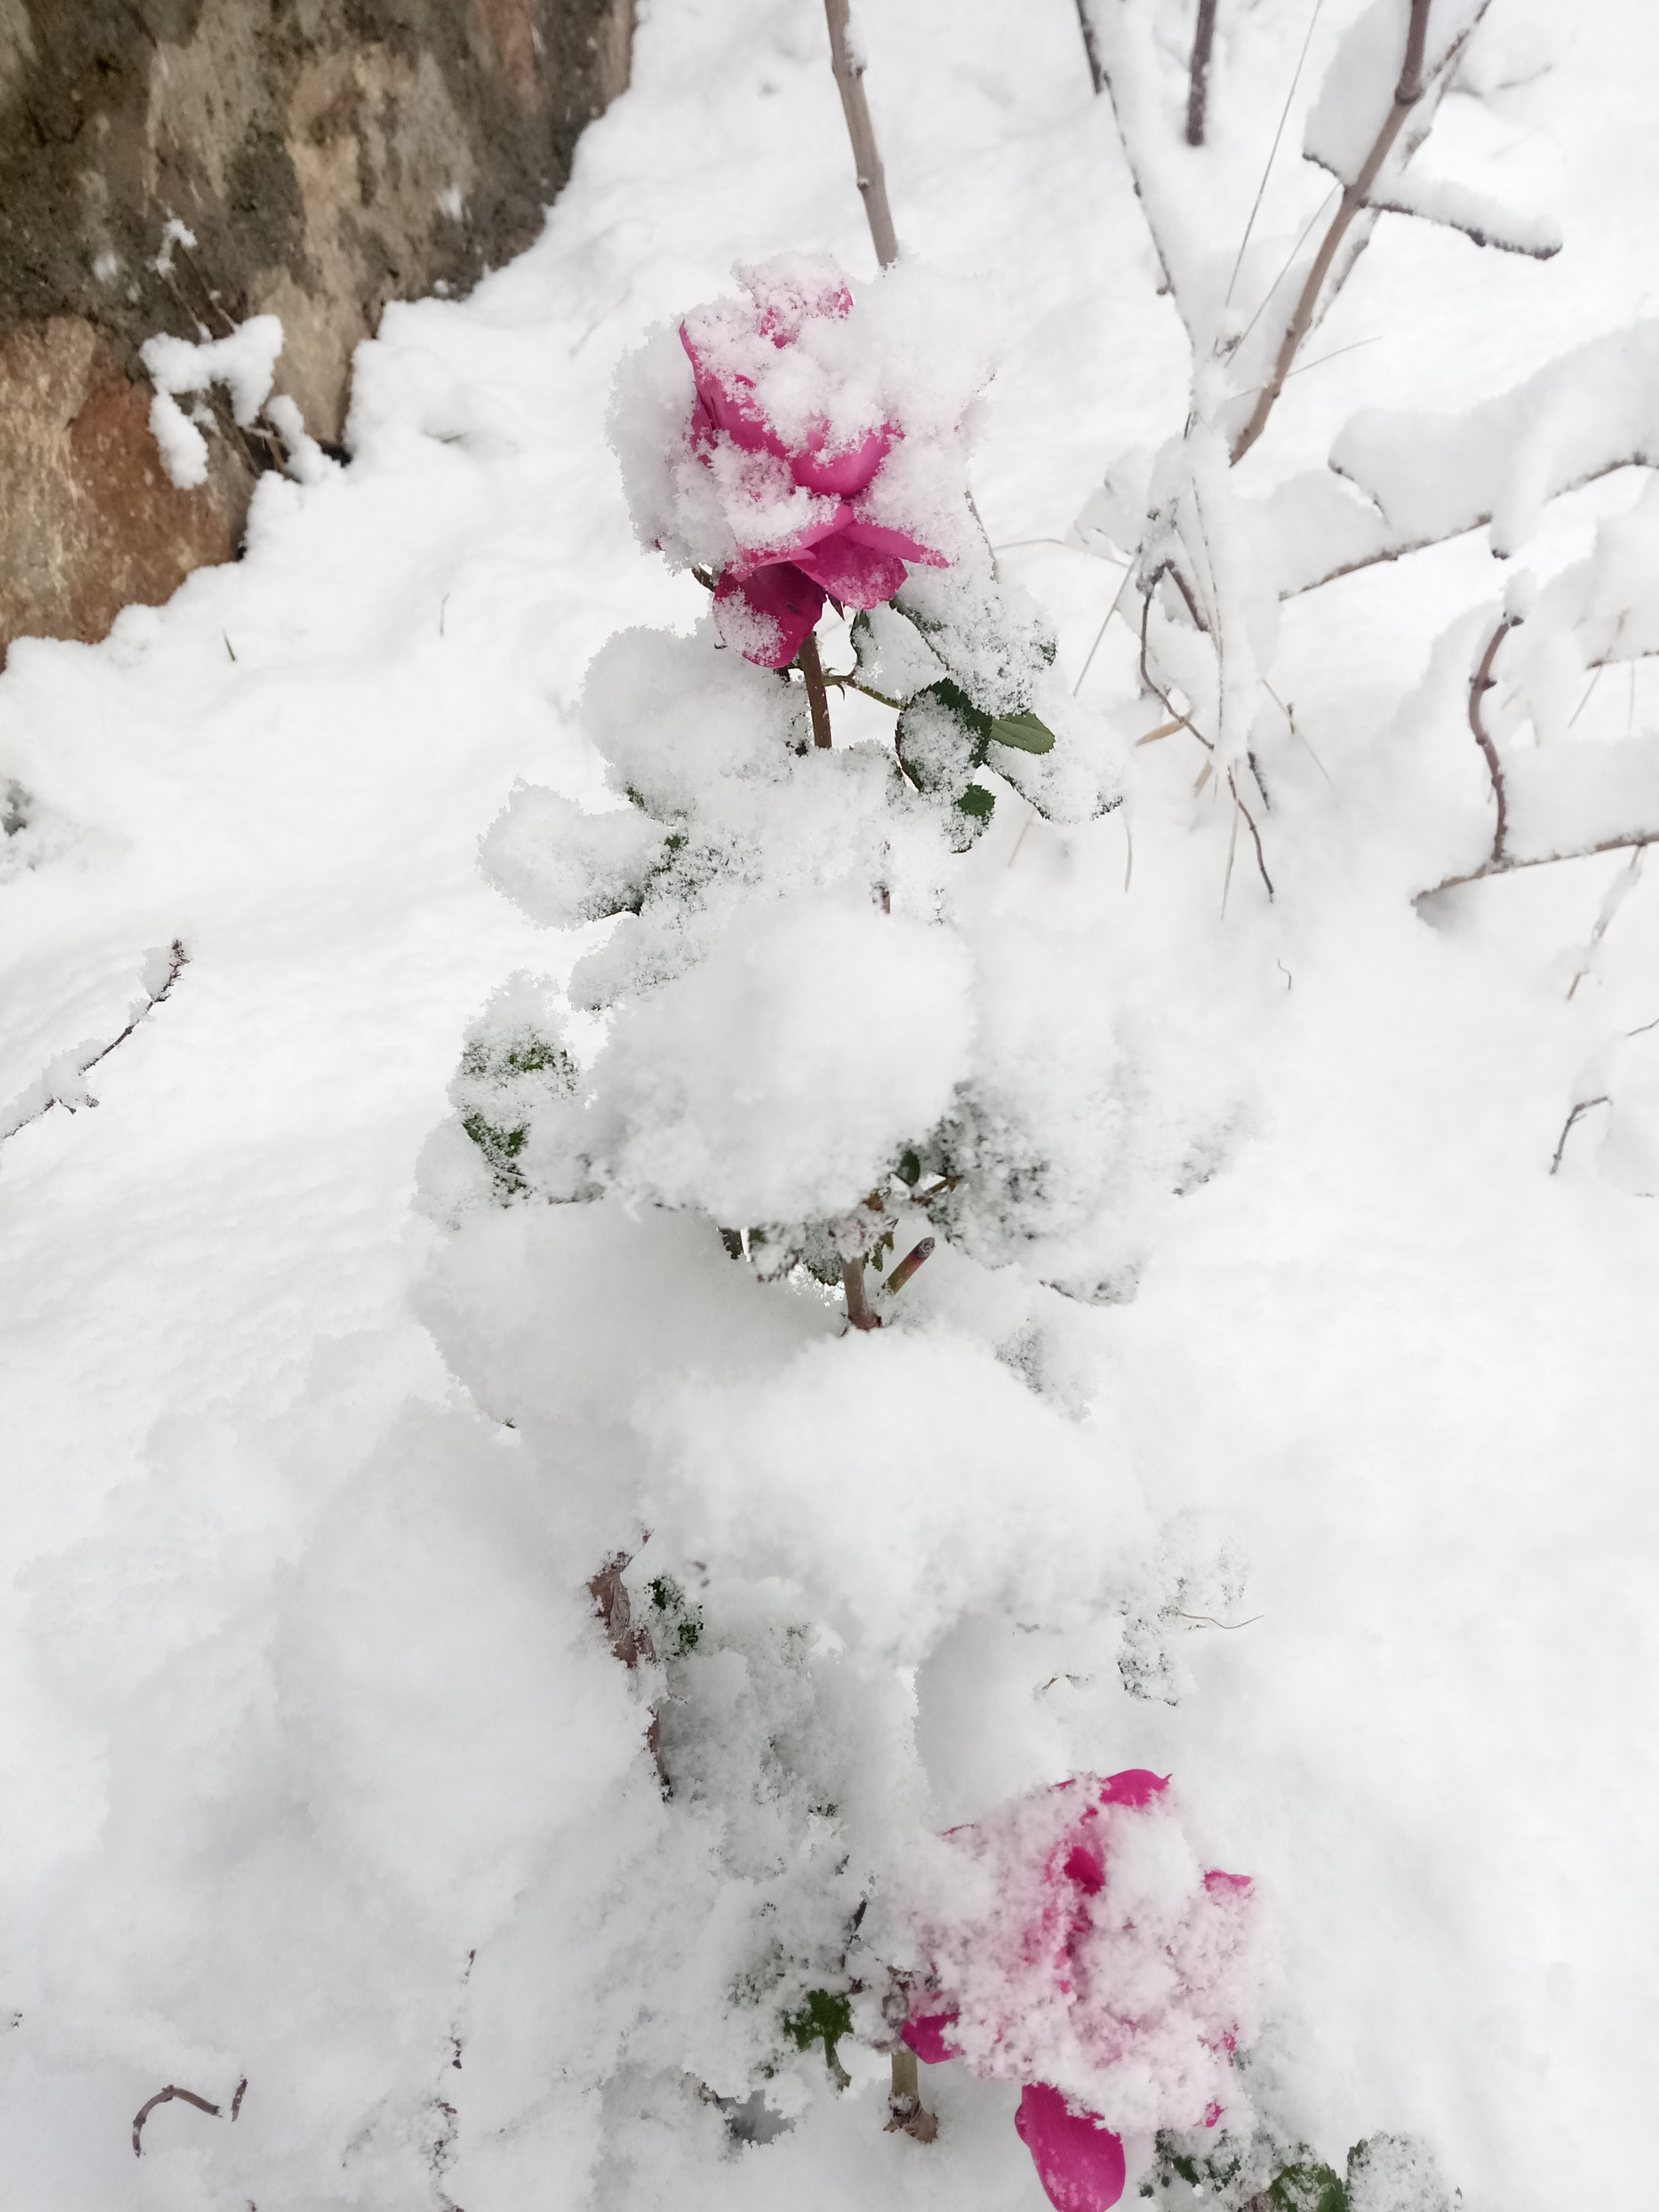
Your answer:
[677,260,949,667]
[899,1771,1256,2212]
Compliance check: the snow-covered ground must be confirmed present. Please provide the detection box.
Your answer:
[3,2,1657,2207]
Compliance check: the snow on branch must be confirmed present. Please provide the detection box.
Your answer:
[1260,322,1659,593]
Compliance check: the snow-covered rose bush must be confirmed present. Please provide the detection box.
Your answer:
[416,249,1260,2200]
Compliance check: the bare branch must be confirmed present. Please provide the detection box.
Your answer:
[1550,1097,1609,1176]
[1227,769,1276,898]
[824,2,899,269]
[1187,0,1218,146]
[1230,0,1436,464]
[1358,190,1560,259]
[1469,613,1515,867]
[1419,833,1658,902]
[1,941,189,1146]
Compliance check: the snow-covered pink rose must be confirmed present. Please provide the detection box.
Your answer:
[900,1771,1259,2212]
[610,253,991,667]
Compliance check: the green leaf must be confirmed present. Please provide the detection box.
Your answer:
[919,677,993,743]
[783,1988,853,2076]
[896,1149,922,1187]
[988,710,1056,755]
[1269,2162,1349,2212]
[957,785,996,821]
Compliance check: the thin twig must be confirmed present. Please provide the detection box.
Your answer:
[1,942,189,1145]
[1073,555,1139,696]
[1550,1097,1609,1175]
[1230,0,1435,463]
[1187,0,1219,147]
[1418,833,1658,901]
[1227,768,1275,897]
[1264,679,1333,784]
[798,631,834,748]
[824,1,899,268]
[1469,612,1516,867]
[1175,1610,1265,1630]
[1073,0,1104,95]
[1225,0,1326,309]
[133,2085,222,2158]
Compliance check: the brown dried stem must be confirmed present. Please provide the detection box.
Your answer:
[133,2085,222,2157]
[1230,0,1433,463]
[825,0,900,269]
[1187,0,1219,147]
[799,631,834,748]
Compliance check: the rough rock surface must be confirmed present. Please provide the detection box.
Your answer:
[0,0,634,659]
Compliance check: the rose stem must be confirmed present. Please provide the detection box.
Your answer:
[842,1254,881,1331]
[800,630,834,748]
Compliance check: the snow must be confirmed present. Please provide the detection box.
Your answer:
[5,2,1659,2210]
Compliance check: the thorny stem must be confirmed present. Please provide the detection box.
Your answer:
[842,1254,881,1331]
[824,0,900,269]
[1469,612,1516,867]
[1229,0,1434,463]
[799,630,834,748]
[1187,0,1219,147]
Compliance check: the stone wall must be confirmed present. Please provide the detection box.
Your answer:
[0,0,633,659]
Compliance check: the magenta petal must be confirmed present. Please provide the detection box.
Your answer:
[1099,1771,1169,1808]
[790,529,908,609]
[791,424,892,497]
[1015,2086,1127,2212]
[840,514,949,567]
[680,325,788,462]
[1204,1869,1252,1895]
[713,564,825,667]
[902,2010,959,2065]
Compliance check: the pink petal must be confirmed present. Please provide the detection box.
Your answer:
[1062,1843,1106,1895]
[841,514,950,569]
[1204,1869,1252,1894]
[791,424,892,497]
[712,564,825,668]
[902,2010,960,2065]
[790,527,909,609]
[680,325,789,462]
[1098,1771,1169,1808]
[1015,2086,1127,2212]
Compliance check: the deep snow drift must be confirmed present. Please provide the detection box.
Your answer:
[2,3,1657,2209]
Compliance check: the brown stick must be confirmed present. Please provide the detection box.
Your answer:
[1187,0,1219,146]
[799,631,834,748]
[1469,613,1515,867]
[1230,0,1433,463]
[133,2085,221,2157]
[824,1,900,269]
[842,1254,881,1331]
